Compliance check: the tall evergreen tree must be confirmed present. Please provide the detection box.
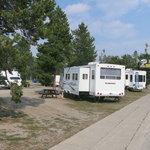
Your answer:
[99,49,107,63]
[133,50,139,66]
[37,7,72,86]
[71,22,97,66]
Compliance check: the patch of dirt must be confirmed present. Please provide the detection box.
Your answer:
[0,87,101,150]
[0,87,149,150]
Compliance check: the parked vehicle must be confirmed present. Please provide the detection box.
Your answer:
[0,70,22,88]
[125,69,146,91]
[61,62,125,100]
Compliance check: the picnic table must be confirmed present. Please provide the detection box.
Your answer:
[41,89,58,98]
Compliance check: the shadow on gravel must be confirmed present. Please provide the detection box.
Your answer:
[0,97,45,109]
[0,108,26,119]
[64,94,119,103]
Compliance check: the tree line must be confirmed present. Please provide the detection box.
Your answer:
[99,49,150,84]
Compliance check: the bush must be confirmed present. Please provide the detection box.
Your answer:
[22,80,30,87]
[10,83,23,103]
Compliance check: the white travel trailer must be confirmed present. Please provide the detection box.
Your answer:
[125,69,146,91]
[61,62,125,100]
[0,70,22,88]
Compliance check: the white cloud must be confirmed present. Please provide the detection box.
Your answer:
[64,3,90,15]
[104,21,136,38]
[88,20,136,39]
[141,0,150,3]
[96,0,139,19]
[86,0,150,19]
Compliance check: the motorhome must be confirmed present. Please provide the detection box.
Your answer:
[61,62,125,100]
[125,69,146,91]
[0,70,22,88]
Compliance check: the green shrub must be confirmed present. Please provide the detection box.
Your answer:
[22,80,30,87]
[10,83,23,103]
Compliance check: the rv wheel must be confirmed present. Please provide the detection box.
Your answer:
[99,97,104,102]
[114,97,120,102]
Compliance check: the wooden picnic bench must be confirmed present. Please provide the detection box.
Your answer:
[41,89,58,98]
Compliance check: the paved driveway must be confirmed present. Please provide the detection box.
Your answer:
[49,94,150,150]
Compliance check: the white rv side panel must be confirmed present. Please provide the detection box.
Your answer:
[79,68,90,92]
[89,65,96,95]
[125,69,146,90]
[93,64,125,97]
[63,67,80,95]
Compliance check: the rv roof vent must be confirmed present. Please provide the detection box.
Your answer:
[88,62,98,65]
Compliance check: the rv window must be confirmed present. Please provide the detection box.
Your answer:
[143,76,145,82]
[75,74,78,80]
[138,75,145,82]
[92,70,95,79]
[82,74,88,79]
[72,73,78,80]
[130,75,133,82]
[126,75,128,80]
[100,68,121,80]
[139,75,142,82]
[65,74,70,80]
[68,74,70,80]
[135,75,138,82]
[10,77,20,80]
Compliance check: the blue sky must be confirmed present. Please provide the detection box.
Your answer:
[54,0,150,57]
[32,0,150,57]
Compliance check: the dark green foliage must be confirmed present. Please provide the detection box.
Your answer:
[104,51,139,69]
[13,37,33,81]
[0,34,33,83]
[38,72,53,86]
[105,56,121,64]
[120,54,138,69]
[37,7,73,86]
[1,0,56,42]
[10,83,23,103]
[0,76,7,85]
[0,34,20,73]
[71,22,97,66]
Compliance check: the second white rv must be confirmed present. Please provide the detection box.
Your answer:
[61,62,125,100]
[0,70,22,88]
[125,69,146,91]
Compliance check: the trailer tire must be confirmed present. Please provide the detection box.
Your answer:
[115,97,120,102]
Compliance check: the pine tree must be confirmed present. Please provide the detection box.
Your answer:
[37,7,72,86]
[71,22,97,66]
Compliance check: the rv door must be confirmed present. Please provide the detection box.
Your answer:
[135,72,139,89]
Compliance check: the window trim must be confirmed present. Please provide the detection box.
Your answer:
[82,74,88,80]
[100,68,121,80]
